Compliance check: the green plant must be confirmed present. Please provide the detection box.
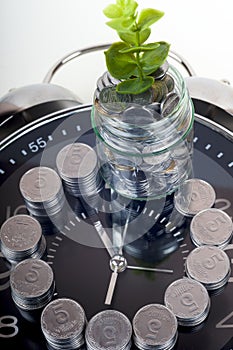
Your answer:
[103,0,170,95]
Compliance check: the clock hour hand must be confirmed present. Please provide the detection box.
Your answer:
[105,255,127,305]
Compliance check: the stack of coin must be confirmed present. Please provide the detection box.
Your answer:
[190,208,233,248]
[0,214,46,264]
[164,278,211,327]
[132,304,178,350]
[19,166,64,217]
[10,258,55,310]
[185,245,231,291]
[41,298,86,350]
[56,143,104,199]
[174,178,216,217]
[85,309,132,350]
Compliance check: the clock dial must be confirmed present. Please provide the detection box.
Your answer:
[0,103,232,350]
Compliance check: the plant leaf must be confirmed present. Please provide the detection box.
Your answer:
[119,28,151,45]
[116,0,138,17]
[104,42,138,79]
[106,17,135,31]
[103,4,123,18]
[116,76,154,94]
[141,41,170,74]
[119,42,160,53]
[138,8,164,30]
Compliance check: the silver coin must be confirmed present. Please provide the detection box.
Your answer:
[41,298,86,349]
[161,92,180,117]
[164,278,210,327]
[190,208,233,248]
[10,258,55,310]
[132,303,178,350]
[0,215,42,255]
[151,80,168,103]
[122,106,155,125]
[162,74,175,93]
[142,146,170,167]
[98,86,132,114]
[56,143,97,180]
[56,143,103,198]
[174,178,216,217]
[85,309,132,350]
[152,61,169,80]
[185,246,231,290]
[19,166,62,203]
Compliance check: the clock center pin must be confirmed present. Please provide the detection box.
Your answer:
[110,254,127,273]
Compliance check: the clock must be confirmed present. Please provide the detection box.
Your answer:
[0,68,233,349]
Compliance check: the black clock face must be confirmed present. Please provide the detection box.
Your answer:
[0,104,232,350]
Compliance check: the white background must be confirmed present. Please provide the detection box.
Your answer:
[1,0,232,104]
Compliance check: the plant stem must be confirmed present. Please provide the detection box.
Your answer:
[135,27,144,81]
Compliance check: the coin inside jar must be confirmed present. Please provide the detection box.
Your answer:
[190,208,233,248]
[10,258,55,310]
[174,178,216,217]
[0,214,46,264]
[41,298,86,350]
[85,309,132,350]
[132,303,178,350]
[185,246,231,290]
[164,278,210,327]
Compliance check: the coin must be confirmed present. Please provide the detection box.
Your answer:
[56,143,103,198]
[122,106,155,125]
[10,258,55,310]
[41,298,86,350]
[164,278,210,327]
[0,214,46,263]
[190,208,233,248]
[98,86,132,114]
[161,92,180,117]
[19,166,64,217]
[152,61,169,80]
[85,309,132,350]
[185,246,231,290]
[174,178,216,217]
[132,303,178,350]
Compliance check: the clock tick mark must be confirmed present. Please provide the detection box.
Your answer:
[76,125,81,131]
[81,212,87,219]
[21,149,27,156]
[9,159,16,164]
[49,249,56,253]
[181,250,190,254]
[228,161,233,168]
[217,152,224,158]
[193,136,198,143]
[47,255,55,259]
[64,225,71,231]
[75,216,81,222]
[0,169,5,175]
[62,129,67,136]
[205,143,212,150]
[55,236,62,241]
[52,242,59,247]
[180,243,187,248]
[48,135,53,141]
[149,210,154,217]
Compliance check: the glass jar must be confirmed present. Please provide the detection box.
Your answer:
[91,64,194,200]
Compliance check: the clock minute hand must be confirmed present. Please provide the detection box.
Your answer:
[93,220,115,258]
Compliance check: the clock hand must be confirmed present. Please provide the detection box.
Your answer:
[93,220,116,258]
[127,265,173,274]
[104,254,127,305]
[105,268,118,305]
